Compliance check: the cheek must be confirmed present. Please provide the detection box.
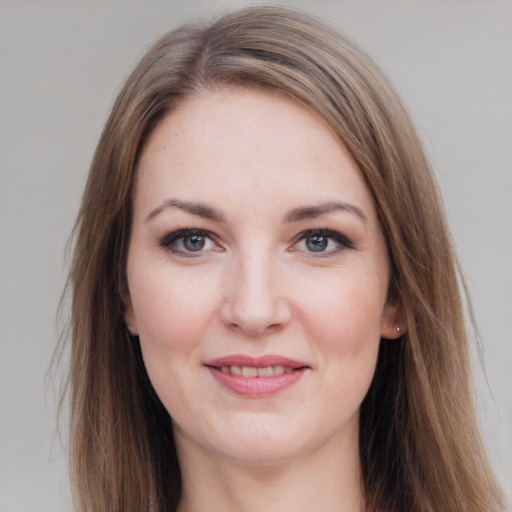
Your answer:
[293,268,386,391]
[297,268,387,345]
[129,265,221,352]
[129,267,222,412]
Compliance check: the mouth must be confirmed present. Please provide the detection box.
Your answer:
[203,355,310,396]
[213,364,297,378]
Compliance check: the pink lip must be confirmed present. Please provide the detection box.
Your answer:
[204,354,310,397]
[204,354,308,369]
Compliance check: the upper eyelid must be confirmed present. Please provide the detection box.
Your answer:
[292,228,353,244]
[159,227,354,250]
[289,230,357,257]
[159,228,218,247]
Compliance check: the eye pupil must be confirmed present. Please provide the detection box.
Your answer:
[184,235,205,251]
[306,236,328,252]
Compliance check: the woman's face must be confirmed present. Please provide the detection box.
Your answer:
[125,88,400,466]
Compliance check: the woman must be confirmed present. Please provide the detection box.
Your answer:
[66,6,505,512]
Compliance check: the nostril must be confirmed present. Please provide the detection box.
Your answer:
[226,320,285,337]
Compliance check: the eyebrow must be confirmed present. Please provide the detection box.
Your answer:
[145,198,367,225]
[283,202,368,224]
[145,199,227,223]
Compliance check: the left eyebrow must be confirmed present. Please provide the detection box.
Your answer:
[283,202,368,224]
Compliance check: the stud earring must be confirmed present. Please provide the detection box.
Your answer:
[396,324,401,333]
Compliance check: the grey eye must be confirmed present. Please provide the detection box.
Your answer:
[183,235,206,251]
[305,235,328,252]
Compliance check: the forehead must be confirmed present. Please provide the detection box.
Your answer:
[136,87,377,222]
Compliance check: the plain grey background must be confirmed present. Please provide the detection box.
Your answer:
[0,1,510,510]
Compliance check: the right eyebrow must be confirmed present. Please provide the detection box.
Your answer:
[145,198,227,223]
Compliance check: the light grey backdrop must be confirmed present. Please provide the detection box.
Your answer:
[0,1,510,510]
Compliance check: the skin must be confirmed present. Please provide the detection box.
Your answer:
[125,87,402,512]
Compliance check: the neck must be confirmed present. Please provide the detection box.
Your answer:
[175,427,365,512]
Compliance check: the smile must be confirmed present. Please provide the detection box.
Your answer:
[218,365,295,377]
[204,355,310,396]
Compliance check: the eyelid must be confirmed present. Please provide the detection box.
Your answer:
[290,228,356,255]
[159,228,221,257]
[159,227,355,258]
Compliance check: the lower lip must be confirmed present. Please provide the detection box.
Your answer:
[207,367,307,397]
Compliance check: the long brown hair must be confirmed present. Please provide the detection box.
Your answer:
[64,6,505,511]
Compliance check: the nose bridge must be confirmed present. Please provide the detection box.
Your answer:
[222,243,290,335]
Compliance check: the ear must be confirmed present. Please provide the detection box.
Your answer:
[380,298,406,340]
[123,294,139,336]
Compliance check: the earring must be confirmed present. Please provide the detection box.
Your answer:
[396,324,401,333]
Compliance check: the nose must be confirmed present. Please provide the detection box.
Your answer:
[220,251,292,337]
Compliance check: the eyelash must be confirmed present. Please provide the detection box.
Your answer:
[159,228,219,258]
[158,228,355,257]
[292,229,355,257]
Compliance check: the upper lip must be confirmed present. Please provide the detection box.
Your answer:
[204,354,310,369]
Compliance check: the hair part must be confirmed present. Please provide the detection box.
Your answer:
[64,6,504,511]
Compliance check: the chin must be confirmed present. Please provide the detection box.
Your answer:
[214,438,311,467]
[176,411,358,468]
